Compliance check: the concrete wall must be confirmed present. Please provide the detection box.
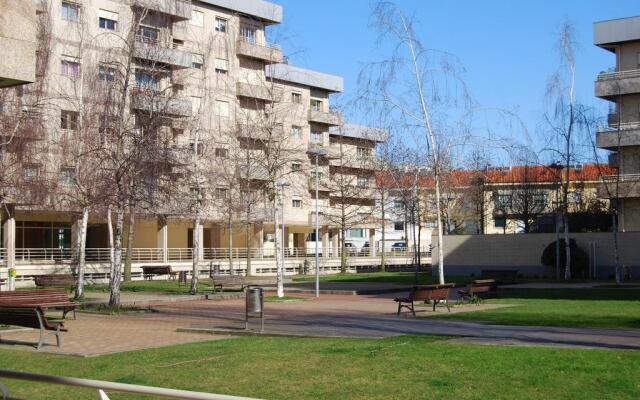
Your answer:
[0,0,36,87]
[432,232,640,278]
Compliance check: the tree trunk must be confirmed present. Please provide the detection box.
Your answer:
[109,206,125,308]
[274,199,284,297]
[613,212,621,284]
[124,207,135,282]
[74,206,89,299]
[245,219,252,277]
[228,216,234,276]
[434,174,445,285]
[190,214,201,294]
[563,211,571,280]
[380,192,386,272]
[107,207,114,279]
[340,227,347,274]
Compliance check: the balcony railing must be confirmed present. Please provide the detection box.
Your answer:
[597,69,640,81]
[601,174,640,183]
[133,35,192,68]
[236,35,283,64]
[133,0,192,21]
[11,247,431,263]
[0,248,5,262]
[308,110,343,126]
[131,87,192,117]
[597,121,640,133]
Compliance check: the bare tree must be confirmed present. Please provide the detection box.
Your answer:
[359,2,471,284]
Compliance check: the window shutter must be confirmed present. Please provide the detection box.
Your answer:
[99,9,118,21]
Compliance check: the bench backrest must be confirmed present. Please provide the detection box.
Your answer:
[0,289,72,306]
[411,285,452,301]
[212,275,246,284]
[142,266,172,274]
[0,307,42,329]
[34,275,75,286]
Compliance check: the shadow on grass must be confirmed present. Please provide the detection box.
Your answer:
[499,288,640,301]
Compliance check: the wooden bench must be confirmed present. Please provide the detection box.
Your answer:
[141,265,176,281]
[209,275,247,292]
[0,306,67,349]
[458,279,498,304]
[34,274,76,288]
[480,269,518,284]
[394,284,455,315]
[0,289,79,320]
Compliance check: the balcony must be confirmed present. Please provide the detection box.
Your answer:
[595,69,640,99]
[131,88,192,117]
[308,178,332,193]
[236,37,283,64]
[308,110,343,126]
[596,122,640,149]
[236,122,284,141]
[133,0,192,20]
[598,174,640,198]
[329,184,376,200]
[236,82,279,102]
[133,36,192,69]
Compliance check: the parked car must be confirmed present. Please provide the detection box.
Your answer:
[360,242,370,255]
[391,242,408,253]
[344,242,358,255]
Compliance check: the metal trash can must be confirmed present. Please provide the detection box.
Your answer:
[245,286,264,332]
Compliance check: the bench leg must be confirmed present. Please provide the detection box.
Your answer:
[445,300,451,312]
[411,301,415,317]
[37,328,44,350]
[396,301,402,315]
[55,326,61,348]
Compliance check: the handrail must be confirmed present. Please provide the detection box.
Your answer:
[0,369,260,400]
[597,69,640,81]
[237,35,280,50]
[597,121,640,132]
[601,174,640,182]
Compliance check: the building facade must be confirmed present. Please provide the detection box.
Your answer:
[0,0,37,87]
[0,0,401,285]
[594,16,640,231]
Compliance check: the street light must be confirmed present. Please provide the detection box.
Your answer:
[307,146,327,298]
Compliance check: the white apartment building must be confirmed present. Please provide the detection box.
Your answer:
[0,0,408,283]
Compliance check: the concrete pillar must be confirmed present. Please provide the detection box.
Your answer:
[369,228,377,257]
[321,226,329,259]
[287,232,294,256]
[195,223,204,259]
[2,206,16,291]
[331,228,339,258]
[157,216,168,263]
[71,214,81,261]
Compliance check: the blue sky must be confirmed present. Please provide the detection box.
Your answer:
[272,0,639,160]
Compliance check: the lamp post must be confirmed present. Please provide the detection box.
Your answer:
[277,180,290,297]
[307,146,327,297]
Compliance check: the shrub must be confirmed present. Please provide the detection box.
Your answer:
[541,239,589,278]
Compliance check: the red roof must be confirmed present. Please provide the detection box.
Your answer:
[376,164,615,189]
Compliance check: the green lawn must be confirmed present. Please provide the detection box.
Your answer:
[2,336,640,399]
[292,271,473,285]
[434,288,640,329]
[83,280,220,294]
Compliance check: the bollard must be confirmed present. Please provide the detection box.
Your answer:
[245,286,264,332]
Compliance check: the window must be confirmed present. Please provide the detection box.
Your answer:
[215,187,228,199]
[60,59,80,77]
[568,191,581,204]
[394,222,404,231]
[134,71,157,91]
[192,54,204,70]
[98,10,118,30]
[310,99,323,112]
[394,200,404,211]
[99,115,116,134]
[59,168,75,185]
[240,26,256,43]
[215,148,228,158]
[310,131,322,144]
[356,147,371,159]
[98,65,115,82]
[61,1,79,22]
[24,165,39,182]
[137,26,159,44]
[291,92,302,104]
[290,126,301,139]
[215,17,227,33]
[60,110,78,130]
[291,162,302,171]
[357,176,369,188]
[191,10,204,27]
[533,193,547,207]
[189,140,204,156]
[292,199,302,208]
[346,229,365,238]
[311,171,324,180]
[215,58,228,74]
[494,217,506,228]
[215,100,229,117]
[496,194,512,209]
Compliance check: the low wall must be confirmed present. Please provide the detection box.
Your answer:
[432,232,640,279]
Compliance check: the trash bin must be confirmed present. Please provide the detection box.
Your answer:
[245,286,264,332]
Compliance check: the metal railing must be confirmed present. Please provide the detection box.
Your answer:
[0,248,5,261]
[238,34,281,50]
[597,121,640,133]
[0,369,259,400]
[597,68,640,81]
[11,247,431,263]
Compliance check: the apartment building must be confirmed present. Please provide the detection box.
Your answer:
[0,0,37,87]
[0,0,391,282]
[594,16,640,231]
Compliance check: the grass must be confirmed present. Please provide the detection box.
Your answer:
[264,296,306,302]
[292,271,473,285]
[433,288,640,329]
[83,280,220,294]
[2,336,640,399]
[77,304,151,315]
